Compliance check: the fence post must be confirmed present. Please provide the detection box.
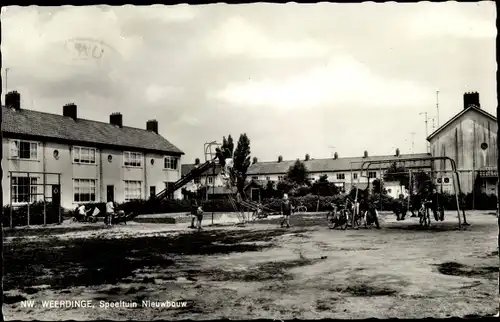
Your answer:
[43,172,47,226]
[9,173,13,228]
[27,172,30,227]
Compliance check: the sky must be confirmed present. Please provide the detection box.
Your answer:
[1,2,497,164]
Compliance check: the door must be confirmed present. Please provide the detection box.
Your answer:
[52,185,61,206]
[106,185,114,202]
[150,186,156,198]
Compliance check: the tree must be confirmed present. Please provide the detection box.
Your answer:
[285,159,309,185]
[305,154,310,161]
[227,135,234,157]
[412,171,435,195]
[233,133,251,195]
[383,162,410,188]
[252,157,258,164]
[311,174,340,196]
[278,155,283,163]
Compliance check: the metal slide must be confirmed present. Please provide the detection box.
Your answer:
[153,160,215,201]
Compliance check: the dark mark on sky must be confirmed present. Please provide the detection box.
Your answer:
[64,37,118,61]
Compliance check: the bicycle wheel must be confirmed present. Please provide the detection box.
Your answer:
[340,211,348,230]
[327,212,336,229]
[299,206,307,213]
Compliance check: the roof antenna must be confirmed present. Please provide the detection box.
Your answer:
[436,90,440,128]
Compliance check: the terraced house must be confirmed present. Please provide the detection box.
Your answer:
[2,91,184,209]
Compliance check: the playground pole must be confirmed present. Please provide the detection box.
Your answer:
[212,165,215,225]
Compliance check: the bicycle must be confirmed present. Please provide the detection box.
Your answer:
[326,204,348,230]
[251,207,268,221]
[295,203,308,213]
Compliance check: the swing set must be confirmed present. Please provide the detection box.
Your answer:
[351,156,469,229]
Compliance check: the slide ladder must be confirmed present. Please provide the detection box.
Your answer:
[228,195,246,224]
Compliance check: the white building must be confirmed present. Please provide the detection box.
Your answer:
[2,91,184,209]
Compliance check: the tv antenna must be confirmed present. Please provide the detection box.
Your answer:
[436,90,440,128]
[419,112,429,153]
[328,145,336,158]
[410,132,416,152]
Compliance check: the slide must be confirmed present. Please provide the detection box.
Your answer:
[153,160,215,201]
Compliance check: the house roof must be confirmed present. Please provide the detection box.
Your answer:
[1,106,184,155]
[427,106,496,141]
[246,153,432,175]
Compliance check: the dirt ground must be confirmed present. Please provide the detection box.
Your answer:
[3,211,499,320]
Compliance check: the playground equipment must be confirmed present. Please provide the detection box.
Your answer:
[352,156,469,229]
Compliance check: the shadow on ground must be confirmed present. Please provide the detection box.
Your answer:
[436,262,498,279]
[4,228,310,295]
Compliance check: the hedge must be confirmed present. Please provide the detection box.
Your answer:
[2,202,65,227]
[3,191,496,227]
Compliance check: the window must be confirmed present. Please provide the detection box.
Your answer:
[73,179,97,203]
[124,181,142,201]
[252,176,258,180]
[150,186,156,197]
[266,176,270,181]
[353,173,358,180]
[368,171,377,179]
[387,188,392,193]
[194,177,201,184]
[278,176,284,181]
[73,146,96,164]
[11,176,38,203]
[124,151,142,167]
[336,173,345,180]
[10,140,38,160]
[208,176,214,184]
[164,156,178,170]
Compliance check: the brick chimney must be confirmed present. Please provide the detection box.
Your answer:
[334,152,338,160]
[463,92,480,109]
[395,148,400,157]
[110,112,123,127]
[63,103,77,120]
[5,91,21,110]
[363,150,368,158]
[146,120,158,134]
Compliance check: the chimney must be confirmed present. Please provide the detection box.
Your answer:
[334,152,338,160]
[463,92,480,110]
[195,158,200,165]
[110,112,123,127]
[63,103,77,120]
[278,155,283,163]
[5,91,21,110]
[146,119,158,134]
[395,148,400,157]
[363,150,368,158]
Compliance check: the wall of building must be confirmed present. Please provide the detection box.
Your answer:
[429,109,498,193]
[2,138,182,209]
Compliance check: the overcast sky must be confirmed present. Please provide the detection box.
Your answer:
[2,2,497,164]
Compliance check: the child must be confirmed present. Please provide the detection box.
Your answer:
[189,199,198,229]
[196,205,204,231]
[280,194,292,228]
[105,199,115,226]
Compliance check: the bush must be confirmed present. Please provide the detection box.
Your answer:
[2,202,64,227]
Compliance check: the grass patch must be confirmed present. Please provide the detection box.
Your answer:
[436,262,498,279]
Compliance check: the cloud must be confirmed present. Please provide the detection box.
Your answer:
[212,55,432,110]
[145,84,185,104]
[406,3,497,39]
[202,16,334,59]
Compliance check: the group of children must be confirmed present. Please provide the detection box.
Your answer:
[74,200,124,226]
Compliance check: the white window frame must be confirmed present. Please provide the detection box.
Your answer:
[368,171,377,179]
[336,173,345,180]
[11,176,39,204]
[9,139,39,160]
[73,178,97,203]
[208,176,214,184]
[353,173,358,180]
[164,156,179,170]
[123,151,143,168]
[278,176,284,181]
[194,177,201,184]
[266,176,270,181]
[124,180,142,201]
[252,176,258,180]
[73,146,97,164]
